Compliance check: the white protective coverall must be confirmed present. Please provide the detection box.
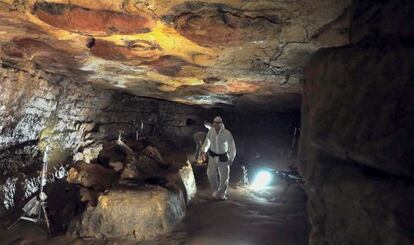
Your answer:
[201,123,236,198]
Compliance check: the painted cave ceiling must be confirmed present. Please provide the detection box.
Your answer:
[0,0,351,109]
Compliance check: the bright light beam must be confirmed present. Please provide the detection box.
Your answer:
[250,170,273,190]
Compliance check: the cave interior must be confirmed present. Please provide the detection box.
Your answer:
[0,0,413,244]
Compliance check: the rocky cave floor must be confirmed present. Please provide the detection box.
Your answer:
[0,167,310,245]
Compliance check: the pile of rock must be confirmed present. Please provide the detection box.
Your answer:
[66,138,196,240]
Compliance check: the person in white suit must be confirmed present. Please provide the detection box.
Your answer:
[201,116,236,200]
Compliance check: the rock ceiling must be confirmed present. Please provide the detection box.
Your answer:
[0,0,350,108]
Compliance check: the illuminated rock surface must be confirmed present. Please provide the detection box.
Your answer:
[1,0,412,244]
[0,0,351,108]
[0,186,310,244]
[69,186,187,240]
[0,66,206,219]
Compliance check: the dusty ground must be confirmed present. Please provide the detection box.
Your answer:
[166,185,310,245]
[0,172,310,245]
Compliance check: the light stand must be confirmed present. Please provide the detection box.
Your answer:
[271,168,304,203]
[133,120,144,141]
[237,165,249,186]
[8,146,51,233]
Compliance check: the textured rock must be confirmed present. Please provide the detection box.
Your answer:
[33,2,156,36]
[82,144,103,164]
[300,1,414,243]
[66,138,197,218]
[79,187,100,207]
[350,0,414,43]
[69,186,186,240]
[108,161,123,172]
[66,162,117,191]
[0,66,208,218]
[142,145,166,168]
[303,43,414,177]
[0,0,351,108]
[136,154,164,177]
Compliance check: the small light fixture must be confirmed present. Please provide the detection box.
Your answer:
[250,169,273,190]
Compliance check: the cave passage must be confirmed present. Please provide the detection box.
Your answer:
[0,109,309,244]
[1,0,413,245]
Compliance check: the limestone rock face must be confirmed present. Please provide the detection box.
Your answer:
[66,162,117,191]
[0,0,351,108]
[300,1,414,244]
[69,186,186,240]
[350,0,414,43]
[0,66,207,218]
[303,44,414,178]
[302,45,414,245]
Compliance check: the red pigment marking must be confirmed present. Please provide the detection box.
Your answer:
[36,6,155,35]
[2,38,55,57]
[143,55,201,76]
[2,38,77,69]
[90,40,131,61]
[175,13,242,47]
[90,39,161,61]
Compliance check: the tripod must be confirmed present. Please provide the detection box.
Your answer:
[267,166,305,203]
[236,165,249,186]
[273,177,304,203]
[8,148,51,234]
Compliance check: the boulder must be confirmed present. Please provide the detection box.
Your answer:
[69,186,186,240]
[108,161,123,172]
[82,144,103,164]
[137,155,164,176]
[120,161,146,181]
[143,145,169,168]
[79,187,100,207]
[66,162,116,191]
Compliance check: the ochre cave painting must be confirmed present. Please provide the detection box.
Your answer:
[141,55,204,77]
[33,2,156,36]
[173,8,281,47]
[89,39,163,62]
[0,0,349,106]
[1,38,79,73]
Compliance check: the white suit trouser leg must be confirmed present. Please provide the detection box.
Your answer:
[207,157,230,197]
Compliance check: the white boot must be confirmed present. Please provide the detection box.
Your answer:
[217,193,227,200]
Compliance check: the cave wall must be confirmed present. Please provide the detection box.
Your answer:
[0,63,301,220]
[300,0,414,244]
[0,65,207,219]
